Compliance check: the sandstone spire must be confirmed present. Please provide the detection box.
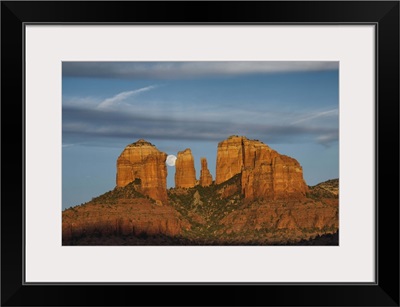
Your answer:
[199,157,213,187]
[116,139,168,205]
[175,148,196,188]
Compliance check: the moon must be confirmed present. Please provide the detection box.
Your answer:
[166,154,177,166]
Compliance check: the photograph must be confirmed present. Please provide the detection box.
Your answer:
[62,61,339,246]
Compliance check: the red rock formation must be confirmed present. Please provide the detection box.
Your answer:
[199,157,213,186]
[116,139,168,204]
[175,148,196,188]
[215,136,308,200]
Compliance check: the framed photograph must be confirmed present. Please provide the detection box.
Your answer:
[61,59,340,247]
[2,1,399,306]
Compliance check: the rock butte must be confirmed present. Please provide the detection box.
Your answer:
[116,139,168,205]
[199,157,213,187]
[216,135,309,200]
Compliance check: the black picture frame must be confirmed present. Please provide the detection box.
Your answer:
[1,1,399,306]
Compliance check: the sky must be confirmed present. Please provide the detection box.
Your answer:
[62,61,339,210]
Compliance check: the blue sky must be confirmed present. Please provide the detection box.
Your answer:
[62,61,339,210]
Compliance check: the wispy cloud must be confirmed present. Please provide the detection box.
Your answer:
[315,132,339,147]
[63,61,339,80]
[97,85,156,109]
[291,109,338,125]
[62,106,338,147]
[63,86,157,111]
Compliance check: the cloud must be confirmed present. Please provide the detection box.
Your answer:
[62,106,338,147]
[63,86,157,112]
[63,61,339,79]
[97,85,156,109]
[291,109,339,125]
[315,132,339,147]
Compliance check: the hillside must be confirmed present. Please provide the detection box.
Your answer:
[308,179,339,199]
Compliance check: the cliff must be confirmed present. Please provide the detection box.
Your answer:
[116,139,168,205]
[175,148,196,188]
[215,136,244,184]
[216,136,308,200]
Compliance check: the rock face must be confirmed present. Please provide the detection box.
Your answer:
[199,157,213,187]
[175,148,196,188]
[116,139,168,204]
[215,136,244,185]
[216,136,308,200]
